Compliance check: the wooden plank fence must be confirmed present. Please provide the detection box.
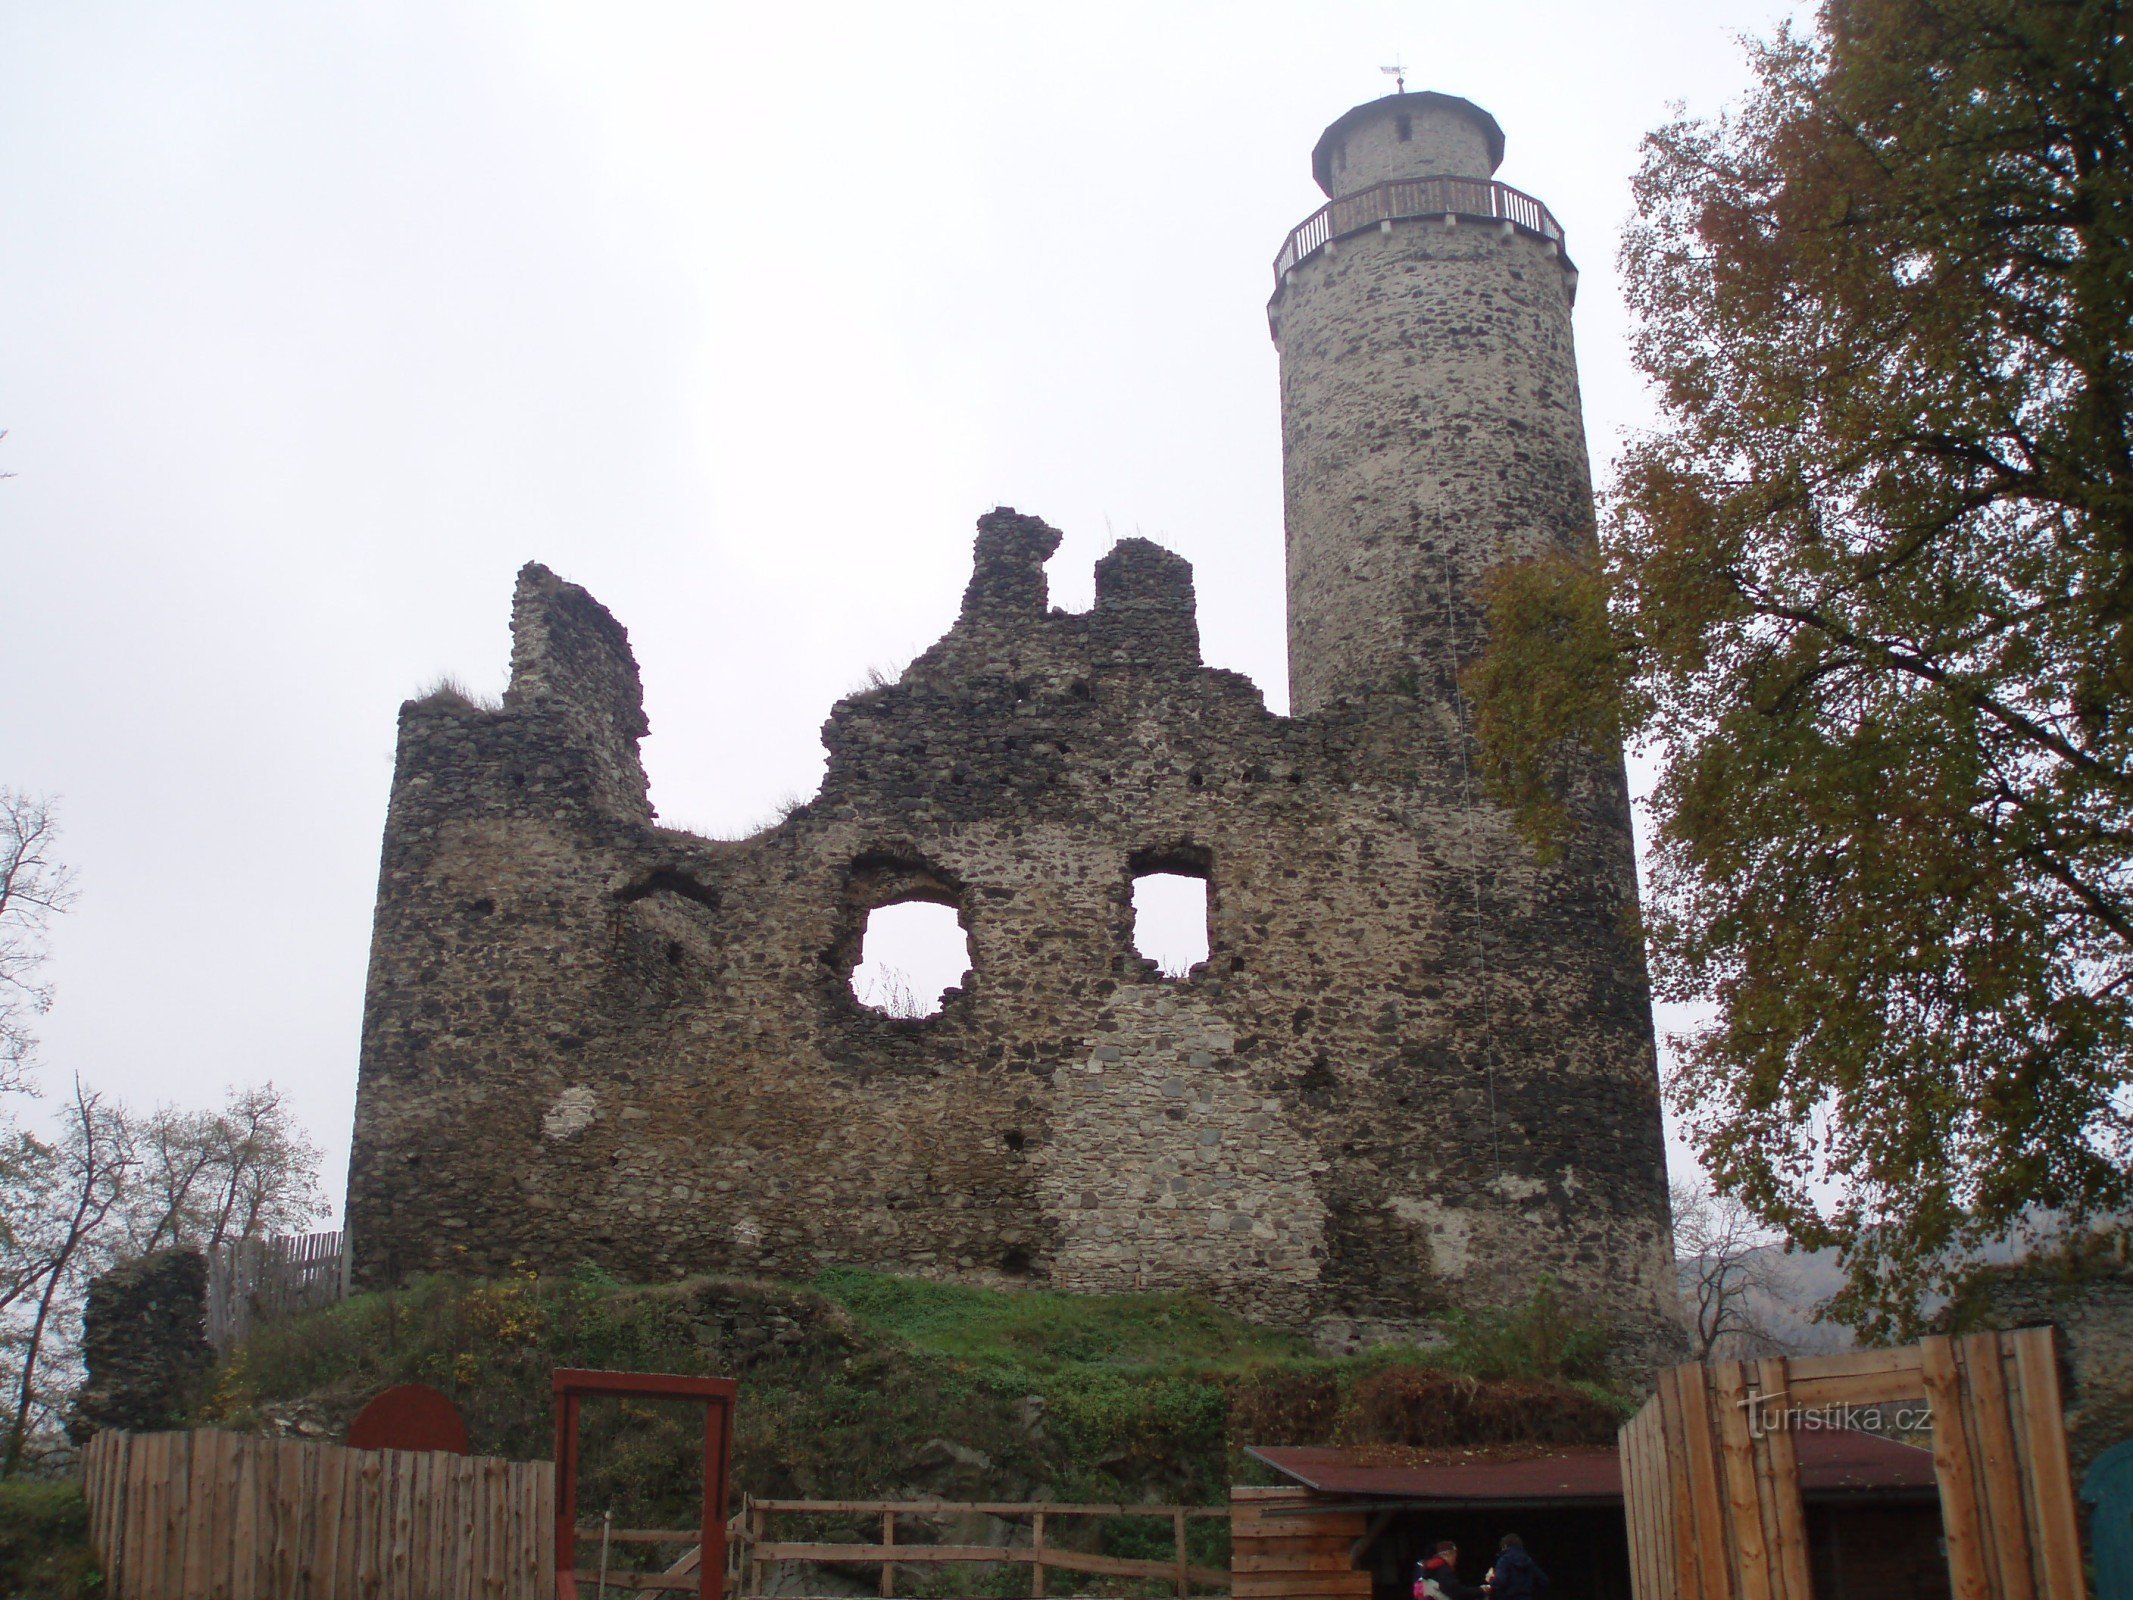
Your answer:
[205,1229,346,1350]
[736,1496,1232,1597]
[80,1427,553,1598]
[1618,1330,2087,1600]
[1228,1486,1370,1600]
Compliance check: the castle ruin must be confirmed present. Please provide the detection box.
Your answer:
[345,91,1682,1363]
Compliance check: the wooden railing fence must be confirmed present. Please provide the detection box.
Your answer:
[1272,176,1567,281]
[205,1228,346,1350]
[731,1497,1231,1597]
[81,1435,1226,1598]
[80,1426,553,1598]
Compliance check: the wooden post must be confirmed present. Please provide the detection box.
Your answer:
[2011,1328,2089,1600]
[1032,1512,1045,1599]
[700,1394,732,1600]
[1174,1506,1188,1599]
[1922,1335,1994,1600]
[882,1508,896,1598]
[553,1388,580,1594]
[749,1500,767,1597]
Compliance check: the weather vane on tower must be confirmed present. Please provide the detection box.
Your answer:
[1380,58,1407,94]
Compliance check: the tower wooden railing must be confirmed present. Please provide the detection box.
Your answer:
[1273,177,1566,281]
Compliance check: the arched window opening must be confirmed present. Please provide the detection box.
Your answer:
[1132,872,1209,979]
[850,900,969,1018]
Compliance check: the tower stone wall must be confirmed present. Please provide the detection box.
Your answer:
[1313,92,1502,197]
[1276,93,1590,719]
[343,92,1683,1372]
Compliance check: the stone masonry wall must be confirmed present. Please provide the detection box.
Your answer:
[1272,217,1588,719]
[1318,95,1499,198]
[346,510,1681,1369]
[1965,1263,2133,1482]
[70,1249,213,1442]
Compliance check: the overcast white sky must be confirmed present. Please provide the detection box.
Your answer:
[1,0,1802,1220]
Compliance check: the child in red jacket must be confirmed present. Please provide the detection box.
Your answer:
[1415,1541,1482,1600]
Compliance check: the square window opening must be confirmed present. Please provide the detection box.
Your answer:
[1132,873,1209,979]
[850,900,969,1018]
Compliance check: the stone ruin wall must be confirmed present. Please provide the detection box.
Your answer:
[346,509,1682,1366]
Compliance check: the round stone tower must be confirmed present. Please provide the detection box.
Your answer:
[1268,94,1681,1370]
[1270,91,1587,717]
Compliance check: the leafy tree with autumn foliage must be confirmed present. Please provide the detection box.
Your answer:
[1469,0,2132,1337]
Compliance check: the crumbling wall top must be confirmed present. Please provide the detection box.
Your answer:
[498,561,651,820]
[1092,538,1201,668]
[960,508,1063,618]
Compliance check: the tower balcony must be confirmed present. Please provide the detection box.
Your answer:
[1270,175,1569,291]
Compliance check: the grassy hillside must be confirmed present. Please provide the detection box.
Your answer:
[124,1267,1622,1590]
[0,1480,100,1600]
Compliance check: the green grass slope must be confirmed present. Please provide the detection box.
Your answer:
[170,1267,1627,1588]
[0,1480,101,1599]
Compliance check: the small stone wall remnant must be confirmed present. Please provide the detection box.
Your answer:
[70,1248,214,1441]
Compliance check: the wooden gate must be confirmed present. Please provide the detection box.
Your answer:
[1618,1331,2086,1600]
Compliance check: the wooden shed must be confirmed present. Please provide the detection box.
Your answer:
[1232,1431,1950,1600]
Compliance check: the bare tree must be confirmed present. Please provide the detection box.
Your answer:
[1,1080,133,1475]
[127,1083,327,1254]
[0,1123,62,1324]
[128,1107,221,1255]
[0,791,78,1088]
[1672,1180,1800,1361]
[0,791,336,1465]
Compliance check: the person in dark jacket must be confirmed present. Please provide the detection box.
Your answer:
[1486,1534,1548,1598]
[1418,1541,1481,1600]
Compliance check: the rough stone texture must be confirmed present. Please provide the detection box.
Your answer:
[1314,93,1501,198]
[1038,984,1328,1319]
[69,1249,213,1442]
[1271,188,1588,717]
[345,92,1682,1372]
[1962,1263,2133,1482]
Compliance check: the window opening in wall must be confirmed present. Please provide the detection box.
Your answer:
[850,900,969,1018]
[1396,114,1413,141]
[1132,873,1209,978]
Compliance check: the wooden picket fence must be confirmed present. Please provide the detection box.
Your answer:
[80,1427,554,1598]
[205,1229,346,1350]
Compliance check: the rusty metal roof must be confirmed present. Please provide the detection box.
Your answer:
[1247,1431,1937,1508]
[1247,1446,1622,1506]
[1792,1428,1941,1495]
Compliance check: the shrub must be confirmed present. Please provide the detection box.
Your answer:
[1437,1278,1613,1381]
[0,1479,101,1599]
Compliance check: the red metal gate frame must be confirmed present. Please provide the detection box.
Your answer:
[553,1367,738,1600]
